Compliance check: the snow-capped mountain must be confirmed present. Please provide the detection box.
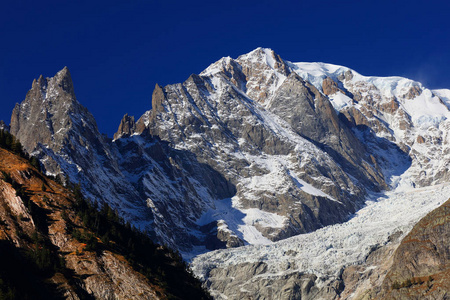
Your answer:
[9,49,387,253]
[8,48,450,299]
[189,49,450,299]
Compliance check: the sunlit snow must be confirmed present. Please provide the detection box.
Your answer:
[192,182,450,286]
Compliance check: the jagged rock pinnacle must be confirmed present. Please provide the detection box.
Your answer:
[113,113,136,140]
[151,83,166,116]
[53,66,75,95]
[10,67,91,153]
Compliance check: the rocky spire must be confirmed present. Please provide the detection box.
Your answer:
[113,113,136,140]
[151,83,166,116]
[10,67,87,153]
[53,66,75,96]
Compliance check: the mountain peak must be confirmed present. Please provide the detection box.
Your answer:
[52,66,74,95]
[243,47,275,56]
[113,113,136,140]
[29,67,74,97]
[200,48,285,78]
[31,74,47,89]
[10,67,94,154]
[237,47,282,68]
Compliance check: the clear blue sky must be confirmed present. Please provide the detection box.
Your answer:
[1,0,450,136]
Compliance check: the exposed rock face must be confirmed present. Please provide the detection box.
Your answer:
[268,73,387,191]
[337,76,450,187]
[136,48,398,249]
[322,76,342,96]
[113,113,136,140]
[9,68,237,252]
[186,52,450,296]
[373,199,450,299]
[335,198,450,300]
[64,251,160,300]
[11,67,80,152]
[404,85,422,99]
[417,135,426,144]
[114,132,236,250]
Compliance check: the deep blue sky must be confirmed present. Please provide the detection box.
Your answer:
[1,0,450,136]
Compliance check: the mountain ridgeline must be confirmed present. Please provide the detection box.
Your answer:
[6,48,450,299]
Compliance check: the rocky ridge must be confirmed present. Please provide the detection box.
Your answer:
[10,67,150,228]
[131,48,402,249]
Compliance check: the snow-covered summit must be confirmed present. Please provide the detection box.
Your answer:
[199,48,450,187]
[236,47,279,68]
[203,48,433,104]
[201,48,281,75]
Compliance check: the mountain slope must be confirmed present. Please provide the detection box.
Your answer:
[0,138,210,299]
[287,61,450,188]
[9,69,238,251]
[373,198,450,299]
[191,183,450,299]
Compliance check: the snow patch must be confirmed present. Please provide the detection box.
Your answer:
[328,92,354,111]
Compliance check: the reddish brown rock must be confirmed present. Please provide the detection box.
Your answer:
[380,98,400,114]
[113,113,136,140]
[0,148,163,299]
[374,199,450,299]
[403,86,422,99]
[417,135,426,144]
[322,76,342,96]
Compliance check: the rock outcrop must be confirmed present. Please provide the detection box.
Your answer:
[0,147,159,299]
[372,199,450,299]
[113,113,136,140]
